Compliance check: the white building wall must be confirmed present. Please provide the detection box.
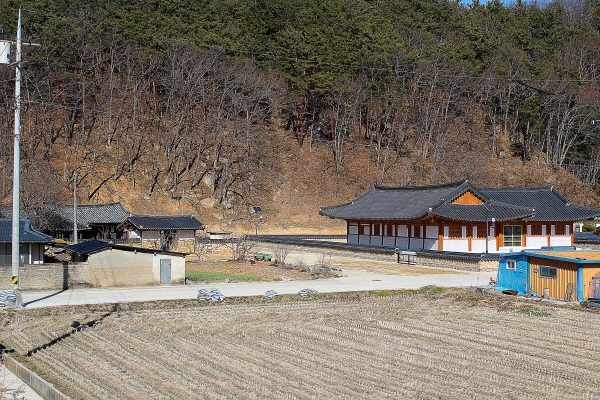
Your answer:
[347,234,359,244]
[383,236,396,248]
[396,237,409,250]
[423,239,438,250]
[549,236,572,246]
[370,236,383,247]
[471,239,487,253]
[443,239,469,252]
[526,236,548,249]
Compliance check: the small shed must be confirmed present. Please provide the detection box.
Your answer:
[64,240,186,286]
[497,249,600,301]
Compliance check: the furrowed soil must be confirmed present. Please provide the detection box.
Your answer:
[2,291,599,399]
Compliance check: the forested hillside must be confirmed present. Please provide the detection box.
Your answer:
[0,0,599,233]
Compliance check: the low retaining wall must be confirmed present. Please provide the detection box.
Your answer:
[0,261,183,290]
[417,253,499,272]
[3,355,70,400]
[0,263,68,290]
[257,239,499,272]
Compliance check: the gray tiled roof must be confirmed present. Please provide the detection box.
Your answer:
[64,240,188,256]
[57,202,129,225]
[0,219,52,243]
[121,214,205,231]
[319,180,600,223]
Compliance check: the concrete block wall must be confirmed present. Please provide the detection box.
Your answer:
[0,260,182,290]
[0,263,68,290]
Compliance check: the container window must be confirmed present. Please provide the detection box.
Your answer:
[540,266,557,279]
[506,260,516,271]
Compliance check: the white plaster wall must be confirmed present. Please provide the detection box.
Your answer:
[396,237,409,250]
[397,225,408,237]
[423,239,438,250]
[383,236,396,248]
[443,239,469,252]
[347,234,359,244]
[470,239,498,253]
[370,236,383,247]
[425,226,439,238]
[526,236,548,249]
[359,235,370,245]
[549,236,572,246]
[348,225,359,235]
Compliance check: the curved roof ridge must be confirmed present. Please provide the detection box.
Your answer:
[478,184,554,192]
[373,179,467,191]
[319,186,378,211]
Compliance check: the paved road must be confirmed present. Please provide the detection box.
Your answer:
[21,269,494,309]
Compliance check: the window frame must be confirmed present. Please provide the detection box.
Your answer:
[540,266,558,279]
[503,225,523,247]
[506,260,516,271]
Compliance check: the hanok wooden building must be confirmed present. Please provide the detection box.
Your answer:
[319,180,600,253]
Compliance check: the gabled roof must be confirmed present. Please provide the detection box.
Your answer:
[64,240,187,257]
[0,219,52,243]
[57,202,130,226]
[119,214,205,231]
[319,180,600,223]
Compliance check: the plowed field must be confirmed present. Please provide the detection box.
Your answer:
[2,292,599,399]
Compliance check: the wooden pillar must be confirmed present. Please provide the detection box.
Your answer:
[438,222,444,251]
[522,223,526,247]
[467,223,472,252]
[496,223,502,251]
[422,222,426,250]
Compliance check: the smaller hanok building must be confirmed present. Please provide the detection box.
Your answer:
[319,180,600,253]
[497,249,600,302]
[0,218,52,265]
[118,214,205,252]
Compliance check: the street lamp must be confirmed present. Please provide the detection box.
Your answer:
[483,203,493,254]
[250,206,262,238]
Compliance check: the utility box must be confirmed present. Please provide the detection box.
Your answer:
[0,41,10,64]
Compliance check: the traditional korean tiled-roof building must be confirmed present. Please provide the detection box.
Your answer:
[319,180,600,253]
[0,218,52,265]
[118,214,205,251]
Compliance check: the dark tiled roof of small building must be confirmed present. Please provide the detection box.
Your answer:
[0,219,53,243]
[64,240,188,256]
[65,240,112,255]
[319,180,600,223]
[120,214,205,231]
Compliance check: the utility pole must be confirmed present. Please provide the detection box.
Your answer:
[0,9,41,289]
[10,9,22,288]
[73,171,78,244]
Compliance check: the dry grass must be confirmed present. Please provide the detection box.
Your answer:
[1,290,599,399]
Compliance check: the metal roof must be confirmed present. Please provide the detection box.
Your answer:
[319,180,600,223]
[0,219,52,243]
[120,214,205,231]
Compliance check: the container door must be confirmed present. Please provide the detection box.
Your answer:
[160,259,171,284]
[589,272,600,299]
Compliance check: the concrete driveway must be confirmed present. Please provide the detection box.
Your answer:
[21,268,493,309]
